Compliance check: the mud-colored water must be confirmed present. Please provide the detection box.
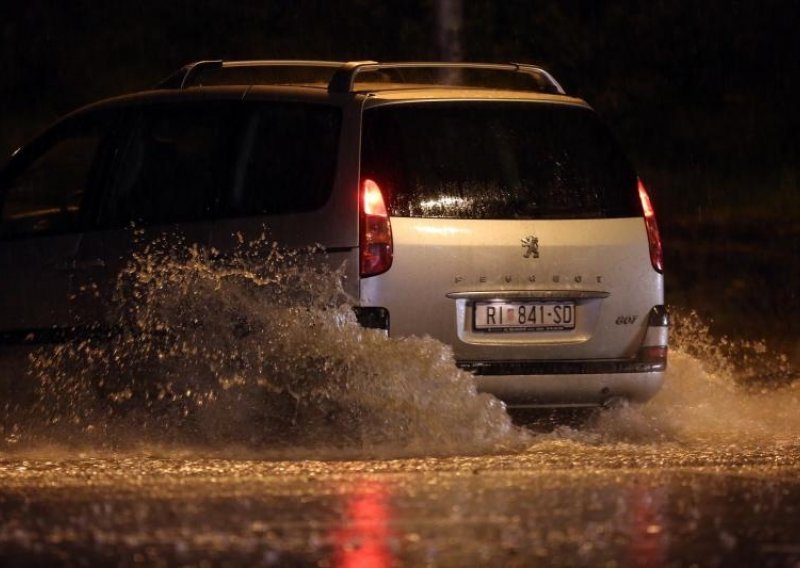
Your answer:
[589,313,800,450]
[1,238,797,462]
[1,240,799,566]
[3,238,519,457]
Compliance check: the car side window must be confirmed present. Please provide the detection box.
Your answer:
[0,115,113,238]
[98,103,238,228]
[229,103,340,216]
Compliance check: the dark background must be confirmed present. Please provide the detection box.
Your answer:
[1,0,799,341]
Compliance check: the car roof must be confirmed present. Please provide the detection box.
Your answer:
[34,60,590,140]
[65,82,588,124]
[54,85,341,122]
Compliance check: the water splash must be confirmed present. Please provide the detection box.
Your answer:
[6,235,523,457]
[591,309,800,447]
[3,235,798,458]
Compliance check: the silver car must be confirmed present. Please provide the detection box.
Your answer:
[0,60,667,410]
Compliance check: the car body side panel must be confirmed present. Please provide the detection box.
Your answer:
[0,233,79,334]
[70,95,364,326]
[206,93,364,299]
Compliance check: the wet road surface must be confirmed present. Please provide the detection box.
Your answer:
[1,442,799,567]
[2,339,800,567]
[0,242,798,566]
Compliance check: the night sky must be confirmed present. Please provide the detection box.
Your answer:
[1,0,799,224]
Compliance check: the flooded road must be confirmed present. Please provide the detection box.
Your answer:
[2,348,800,567]
[2,439,799,566]
[0,450,800,566]
[1,244,799,566]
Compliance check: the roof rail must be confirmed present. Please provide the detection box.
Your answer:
[326,60,380,93]
[327,61,565,95]
[510,62,566,95]
[156,60,223,89]
[155,60,343,89]
[155,60,565,95]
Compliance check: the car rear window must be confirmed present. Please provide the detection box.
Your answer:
[360,102,640,219]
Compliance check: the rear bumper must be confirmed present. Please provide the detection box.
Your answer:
[458,358,666,375]
[472,370,665,408]
[460,306,668,408]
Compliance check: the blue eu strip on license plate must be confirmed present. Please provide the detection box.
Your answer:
[474,301,575,332]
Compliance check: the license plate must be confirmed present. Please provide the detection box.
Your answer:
[473,301,575,332]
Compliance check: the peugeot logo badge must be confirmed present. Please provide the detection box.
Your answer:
[521,235,539,259]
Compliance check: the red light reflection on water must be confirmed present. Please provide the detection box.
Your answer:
[626,482,667,568]
[333,481,394,568]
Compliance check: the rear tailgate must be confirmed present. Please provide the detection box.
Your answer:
[361,216,661,361]
[358,98,663,361]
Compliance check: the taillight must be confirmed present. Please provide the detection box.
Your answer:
[637,306,669,371]
[360,179,393,277]
[638,179,663,273]
[639,345,668,365]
